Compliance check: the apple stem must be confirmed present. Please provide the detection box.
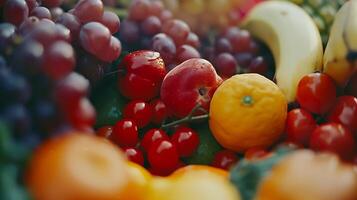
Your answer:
[161,104,209,129]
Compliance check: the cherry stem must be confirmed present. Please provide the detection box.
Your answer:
[105,69,125,76]
[161,104,209,129]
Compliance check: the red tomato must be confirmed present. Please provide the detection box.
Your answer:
[286,108,317,146]
[310,123,356,161]
[328,96,357,134]
[297,73,336,114]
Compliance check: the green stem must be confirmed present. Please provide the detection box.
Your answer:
[161,114,209,129]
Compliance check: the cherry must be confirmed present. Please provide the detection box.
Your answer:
[141,129,169,152]
[211,150,238,170]
[65,98,96,129]
[123,100,153,128]
[148,140,179,171]
[118,50,167,101]
[123,147,144,166]
[149,161,185,177]
[245,147,269,160]
[327,96,357,134]
[96,126,113,138]
[286,108,317,146]
[111,119,138,148]
[171,127,200,157]
[310,123,356,161]
[297,73,337,114]
[150,99,169,125]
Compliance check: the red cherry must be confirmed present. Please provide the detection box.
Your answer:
[211,150,239,170]
[310,123,356,161]
[297,73,337,114]
[65,98,96,129]
[111,119,138,148]
[124,147,144,166]
[245,147,269,160]
[123,100,153,128]
[141,129,169,152]
[171,127,200,157]
[148,140,179,171]
[327,96,357,134]
[118,50,167,100]
[96,126,113,138]
[286,108,317,146]
[150,99,169,125]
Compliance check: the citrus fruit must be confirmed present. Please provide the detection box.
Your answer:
[256,150,357,200]
[170,165,228,179]
[146,169,241,200]
[209,73,287,152]
[120,161,152,200]
[26,132,129,200]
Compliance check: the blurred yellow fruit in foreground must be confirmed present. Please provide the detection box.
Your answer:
[120,162,152,200]
[170,165,228,179]
[209,73,287,152]
[256,150,357,200]
[146,168,241,200]
[27,133,129,200]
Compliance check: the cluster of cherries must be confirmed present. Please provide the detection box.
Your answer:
[286,72,357,161]
[119,0,201,70]
[96,50,239,175]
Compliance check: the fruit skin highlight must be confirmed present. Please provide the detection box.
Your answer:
[209,73,287,152]
[242,1,323,102]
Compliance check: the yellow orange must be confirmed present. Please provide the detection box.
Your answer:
[170,165,228,179]
[120,162,152,200]
[26,133,129,200]
[146,170,241,200]
[209,73,287,152]
[256,150,357,200]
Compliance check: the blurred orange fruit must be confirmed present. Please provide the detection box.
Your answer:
[170,165,228,179]
[120,161,152,200]
[209,73,287,152]
[26,133,129,200]
[256,150,357,200]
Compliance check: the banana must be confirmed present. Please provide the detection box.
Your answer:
[323,0,357,87]
[242,1,323,102]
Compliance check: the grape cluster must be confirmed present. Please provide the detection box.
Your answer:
[119,0,201,69]
[202,26,275,80]
[0,0,122,198]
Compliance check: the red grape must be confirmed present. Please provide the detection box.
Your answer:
[42,41,75,80]
[99,11,120,34]
[56,13,81,41]
[151,33,176,63]
[176,45,200,63]
[41,0,64,8]
[119,20,140,44]
[214,53,237,78]
[141,16,162,36]
[30,6,51,19]
[3,0,29,26]
[128,0,151,21]
[79,22,111,58]
[50,7,63,21]
[96,36,122,62]
[248,56,268,75]
[162,19,190,46]
[215,37,233,53]
[25,0,38,12]
[185,32,200,49]
[73,0,104,23]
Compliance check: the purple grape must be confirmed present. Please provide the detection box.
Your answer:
[119,20,140,44]
[215,37,232,53]
[176,44,200,63]
[2,104,31,135]
[50,7,64,21]
[30,6,52,19]
[151,33,176,63]
[56,13,81,41]
[214,53,237,78]
[141,16,161,36]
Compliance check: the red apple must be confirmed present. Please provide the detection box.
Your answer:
[161,58,222,118]
[118,50,167,100]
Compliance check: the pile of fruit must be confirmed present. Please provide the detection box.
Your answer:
[0,0,357,200]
